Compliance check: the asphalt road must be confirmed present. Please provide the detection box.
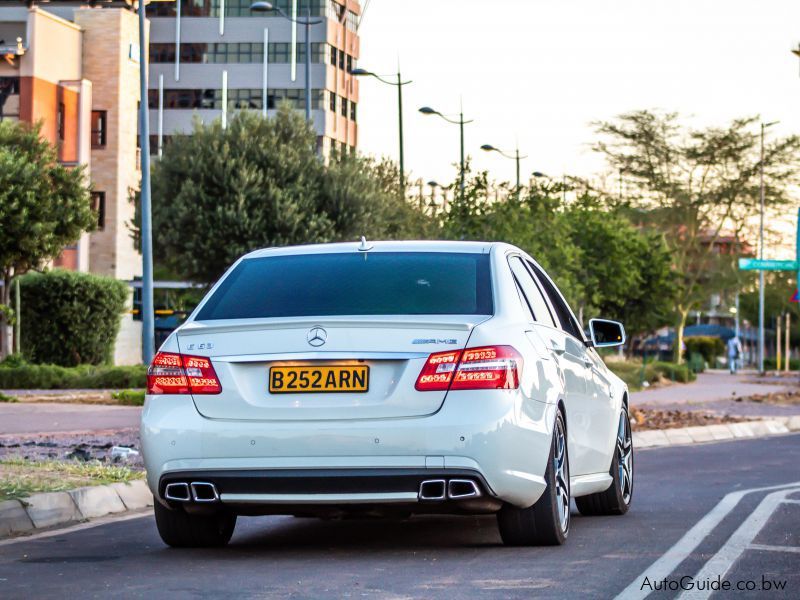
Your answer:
[0,403,141,435]
[1,434,799,599]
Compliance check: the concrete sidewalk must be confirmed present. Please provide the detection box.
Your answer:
[631,370,800,418]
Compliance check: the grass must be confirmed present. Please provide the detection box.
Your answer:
[0,391,17,403]
[0,457,144,502]
[111,389,146,406]
[606,359,696,392]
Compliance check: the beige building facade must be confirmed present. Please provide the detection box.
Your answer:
[0,1,143,364]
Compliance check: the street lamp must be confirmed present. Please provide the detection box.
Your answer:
[250,1,322,122]
[758,120,778,374]
[480,143,528,192]
[419,104,473,199]
[351,68,411,192]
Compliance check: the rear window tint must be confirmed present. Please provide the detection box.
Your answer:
[196,252,493,320]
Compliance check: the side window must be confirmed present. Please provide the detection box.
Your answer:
[527,261,584,340]
[508,257,557,328]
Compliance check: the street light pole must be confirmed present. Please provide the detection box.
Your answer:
[138,0,155,365]
[351,68,412,192]
[419,105,473,200]
[480,143,529,196]
[250,2,322,123]
[304,6,310,122]
[758,121,778,374]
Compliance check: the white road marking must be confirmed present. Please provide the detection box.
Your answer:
[614,481,800,600]
[0,510,150,547]
[748,543,800,554]
[678,487,800,600]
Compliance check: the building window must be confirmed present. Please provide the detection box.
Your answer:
[150,0,328,18]
[329,46,338,67]
[349,100,356,122]
[346,54,353,74]
[91,110,107,148]
[91,191,106,231]
[329,91,336,112]
[267,42,324,64]
[151,88,324,111]
[346,9,358,32]
[151,43,264,64]
[57,102,65,140]
[340,96,347,117]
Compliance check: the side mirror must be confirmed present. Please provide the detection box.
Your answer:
[588,318,626,348]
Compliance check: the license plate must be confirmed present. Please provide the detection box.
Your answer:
[269,365,369,394]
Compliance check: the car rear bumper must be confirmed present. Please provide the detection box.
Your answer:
[157,467,503,516]
[141,392,558,510]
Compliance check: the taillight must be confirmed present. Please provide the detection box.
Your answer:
[415,350,462,391]
[415,345,521,392]
[147,352,222,395]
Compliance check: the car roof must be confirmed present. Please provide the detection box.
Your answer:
[245,240,507,258]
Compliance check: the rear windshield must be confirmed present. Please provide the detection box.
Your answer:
[195,252,493,320]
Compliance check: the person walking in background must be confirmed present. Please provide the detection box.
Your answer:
[727,335,743,374]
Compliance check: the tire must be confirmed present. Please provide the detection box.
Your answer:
[497,410,570,546]
[154,501,237,548]
[575,406,634,516]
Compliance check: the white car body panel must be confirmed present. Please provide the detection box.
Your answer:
[141,241,627,512]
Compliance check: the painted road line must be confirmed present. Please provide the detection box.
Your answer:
[678,487,800,600]
[748,543,800,554]
[614,481,800,600]
[0,510,149,547]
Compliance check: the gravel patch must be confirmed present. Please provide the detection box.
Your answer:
[0,428,143,470]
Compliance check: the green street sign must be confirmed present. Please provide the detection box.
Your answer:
[738,258,798,271]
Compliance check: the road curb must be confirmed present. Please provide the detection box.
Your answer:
[633,417,799,449]
[0,479,152,539]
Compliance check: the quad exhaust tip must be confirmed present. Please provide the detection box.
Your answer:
[447,479,481,499]
[418,479,481,501]
[164,482,191,502]
[190,482,220,502]
[164,481,219,502]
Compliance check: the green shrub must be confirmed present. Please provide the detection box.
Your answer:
[648,361,696,383]
[19,270,129,366]
[0,391,17,403]
[607,359,696,390]
[0,364,146,389]
[684,336,725,365]
[111,389,145,405]
[763,358,800,371]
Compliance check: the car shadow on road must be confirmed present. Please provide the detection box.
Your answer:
[226,514,506,551]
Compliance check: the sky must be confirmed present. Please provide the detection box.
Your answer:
[356,0,800,196]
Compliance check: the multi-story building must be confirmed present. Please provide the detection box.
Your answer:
[147,0,360,156]
[0,0,143,364]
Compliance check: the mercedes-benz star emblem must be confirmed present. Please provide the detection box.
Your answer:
[307,326,327,347]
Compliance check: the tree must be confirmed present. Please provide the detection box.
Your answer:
[563,196,676,338]
[0,120,95,357]
[594,111,800,361]
[145,107,427,284]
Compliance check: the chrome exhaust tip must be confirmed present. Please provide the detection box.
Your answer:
[190,482,219,502]
[164,482,191,502]
[418,479,446,501]
[447,479,481,499]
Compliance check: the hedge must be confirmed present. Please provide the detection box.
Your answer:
[684,336,725,365]
[19,270,129,366]
[0,359,146,389]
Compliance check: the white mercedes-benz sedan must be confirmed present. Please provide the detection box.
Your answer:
[141,240,633,547]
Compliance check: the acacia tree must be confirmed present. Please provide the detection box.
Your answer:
[594,111,800,361]
[144,107,426,284]
[0,121,95,357]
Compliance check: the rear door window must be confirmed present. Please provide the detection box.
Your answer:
[527,261,584,340]
[508,256,557,328]
[196,252,493,320]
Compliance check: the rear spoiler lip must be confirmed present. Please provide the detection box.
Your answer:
[178,315,492,336]
[209,351,433,363]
